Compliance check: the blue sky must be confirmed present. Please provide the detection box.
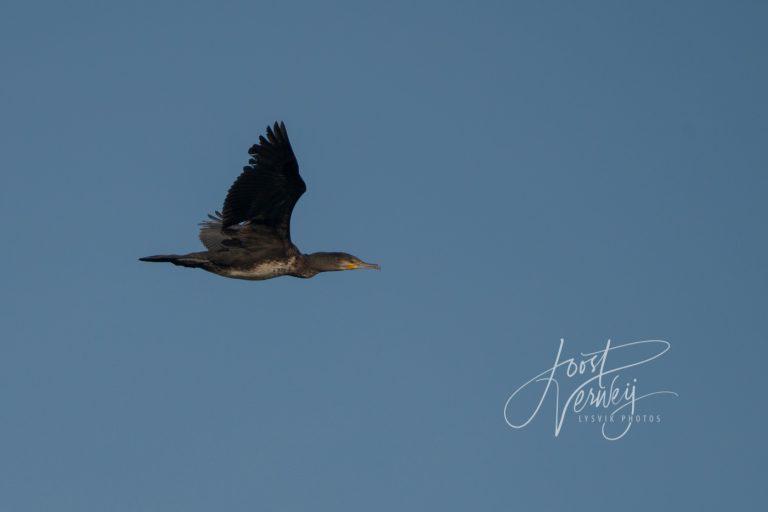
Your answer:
[1,1,766,510]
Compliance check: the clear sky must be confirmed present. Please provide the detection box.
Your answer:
[1,1,766,510]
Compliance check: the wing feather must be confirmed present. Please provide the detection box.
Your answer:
[221,122,306,244]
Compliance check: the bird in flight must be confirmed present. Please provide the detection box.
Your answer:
[140,122,379,280]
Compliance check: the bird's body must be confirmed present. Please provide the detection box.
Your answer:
[140,122,379,280]
[219,255,303,281]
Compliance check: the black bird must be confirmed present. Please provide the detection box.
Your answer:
[140,122,379,280]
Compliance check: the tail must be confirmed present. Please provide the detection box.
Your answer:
[139,254,209,269]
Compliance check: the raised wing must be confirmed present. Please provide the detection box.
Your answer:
[220,121,306,242]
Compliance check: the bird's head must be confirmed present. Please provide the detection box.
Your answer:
[306,252,380,272]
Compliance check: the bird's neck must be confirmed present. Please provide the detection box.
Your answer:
[303,252,341,273]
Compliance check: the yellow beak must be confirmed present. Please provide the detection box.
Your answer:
[346,261,380,270]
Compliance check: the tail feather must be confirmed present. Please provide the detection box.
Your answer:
[139,254,208,269]
[139,254,178,263]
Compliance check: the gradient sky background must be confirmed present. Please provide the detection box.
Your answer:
[1,1,766,510]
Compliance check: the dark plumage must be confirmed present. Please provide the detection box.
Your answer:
[140,122,379,280]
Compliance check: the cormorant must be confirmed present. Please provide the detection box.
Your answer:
[139,122,379,280]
